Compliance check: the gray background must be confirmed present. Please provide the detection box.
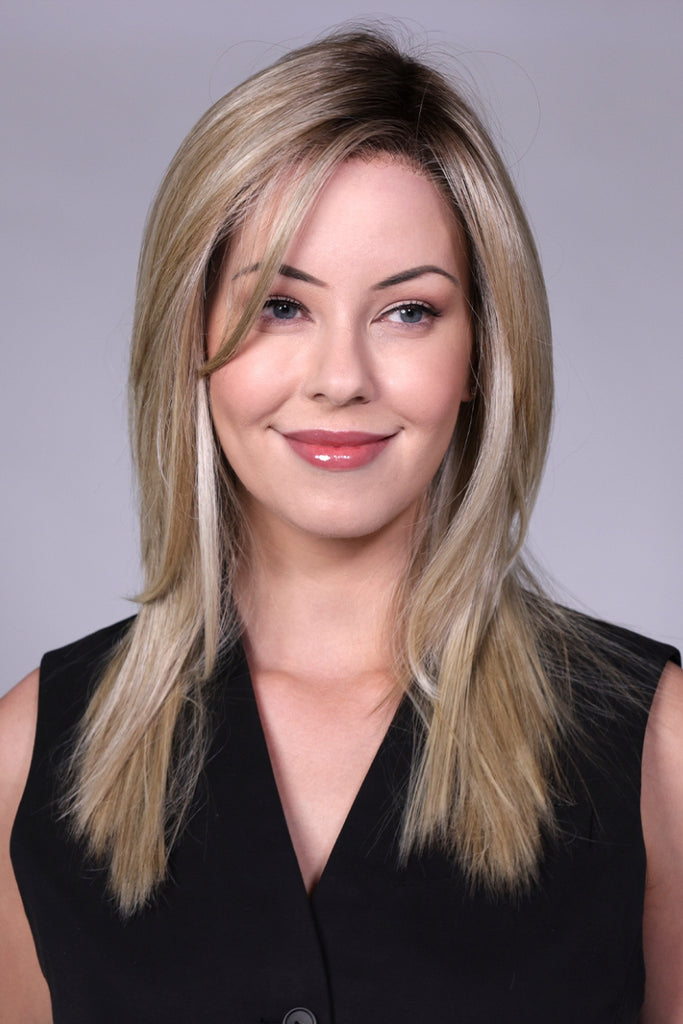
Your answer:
[2,0,681,693]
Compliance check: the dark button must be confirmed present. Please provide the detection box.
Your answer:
[282,1009,317,1024]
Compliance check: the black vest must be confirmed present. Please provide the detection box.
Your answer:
[11,617,679,1023]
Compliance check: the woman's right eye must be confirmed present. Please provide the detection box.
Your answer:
[261,297,304,321]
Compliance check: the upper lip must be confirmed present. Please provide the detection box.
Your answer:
[281,429,394,446]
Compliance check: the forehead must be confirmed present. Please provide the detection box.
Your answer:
[226,157,465,277]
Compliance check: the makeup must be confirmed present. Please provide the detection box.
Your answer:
[281,430,394,471]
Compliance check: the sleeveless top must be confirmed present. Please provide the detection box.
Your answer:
[10,616,680,1024]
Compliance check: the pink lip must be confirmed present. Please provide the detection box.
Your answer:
[281,429,395,470]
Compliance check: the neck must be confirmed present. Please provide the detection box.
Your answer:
[236,514,414,684]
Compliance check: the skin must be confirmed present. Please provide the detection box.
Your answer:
[0,666,51,1022]
[0,157,680,1020]
[640,661,683,1023]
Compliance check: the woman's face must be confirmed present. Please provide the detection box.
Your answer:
[206,157,472,547]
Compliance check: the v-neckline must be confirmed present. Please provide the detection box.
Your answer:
[227,642,411,903]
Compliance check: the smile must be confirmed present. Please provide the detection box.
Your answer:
[281,430,395,471]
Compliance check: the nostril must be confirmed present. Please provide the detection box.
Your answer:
[310,391,370,406]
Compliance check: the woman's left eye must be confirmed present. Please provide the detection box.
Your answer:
[383,303,439,325]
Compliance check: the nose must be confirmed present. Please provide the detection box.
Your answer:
[303,322,376,406]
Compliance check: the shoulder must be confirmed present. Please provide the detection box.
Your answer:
[561,609,679,671]
[39,616,136,685]
[0,671,52,1021]
[0,669,40,827]
[643,660,683,826]
[641,660,683,1019]
[0,614,136,831]
[0,618,135,1021]
[32,617,136,731]
[1,616,136,820]
[545,607,680,710]
[644,659,683,757]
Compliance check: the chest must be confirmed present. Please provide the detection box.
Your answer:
[13,649,648,1024]
[250,667,400,894]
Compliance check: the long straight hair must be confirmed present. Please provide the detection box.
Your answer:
[66,27,582,914]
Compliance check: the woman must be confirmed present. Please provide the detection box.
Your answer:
[1,27,681,1024]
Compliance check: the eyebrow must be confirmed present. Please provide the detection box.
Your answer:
[373,265,459,289]
[232,262,326,286]
[232,262,459,289]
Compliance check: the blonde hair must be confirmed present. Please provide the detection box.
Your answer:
[66,27,579,914]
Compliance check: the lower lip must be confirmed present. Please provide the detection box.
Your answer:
[284,436,392,470]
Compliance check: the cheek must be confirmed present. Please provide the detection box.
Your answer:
[389,347,471,437]
[209,366,243,433]
[208,368,260,484]
[208,367,260,466]
[209,353,282,431]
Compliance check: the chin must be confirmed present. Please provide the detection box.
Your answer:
[291,508,416,543]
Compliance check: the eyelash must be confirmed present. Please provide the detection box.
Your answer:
[382,301,441,324]
[259,296,442,324]
[261,295,307,320]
